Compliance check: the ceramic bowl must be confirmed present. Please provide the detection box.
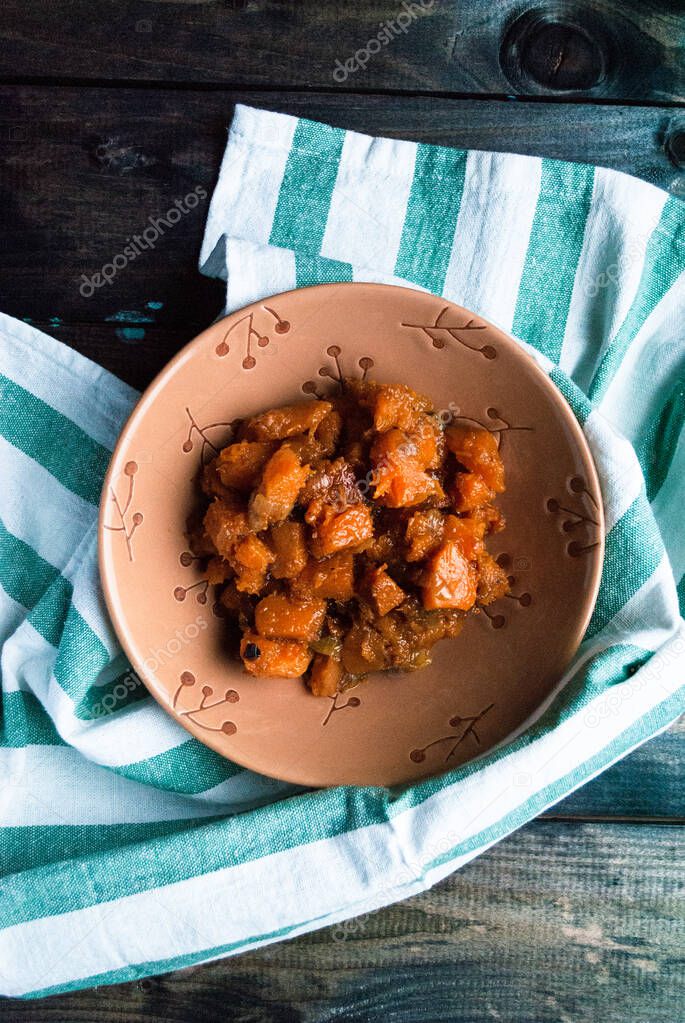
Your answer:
[99,283,604,787]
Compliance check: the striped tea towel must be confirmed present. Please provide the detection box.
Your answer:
[1,105,683,999]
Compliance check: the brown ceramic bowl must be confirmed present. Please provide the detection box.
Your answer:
[99,283,604,788]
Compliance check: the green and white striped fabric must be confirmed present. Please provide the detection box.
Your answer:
[1,106,683,999]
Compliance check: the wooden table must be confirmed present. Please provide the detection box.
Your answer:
[0,2,683,1019]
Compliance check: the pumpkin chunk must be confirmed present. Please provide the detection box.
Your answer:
[203,498,249,560]
[240,633,312,677]
[269,521,308,579]
[373,384,432,432]
[371,428,445,508]
[347,380,432,432]
[248,446,311,532]
[374,462,445,508]
[216,441,275,491]
[308,653,343,697]
[255,593,326,641]
[233,533,273,572]
[450,472,494,513]
[405,509,445,562]
[442,514,486,560]
[446,425,505,492]
[404,414,443,469]
[361,563,406,617]
[246,401,332,441]
[291,553,356,600]
[422,540,478,611]
[307,502,374,558]
[231,534,274,594]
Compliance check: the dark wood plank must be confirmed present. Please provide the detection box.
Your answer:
[0,0,682,103]
[2,86,683,389]
[2,821,681,1020]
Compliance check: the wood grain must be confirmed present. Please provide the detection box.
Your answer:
[0,0,682,103]
[2,85,683,387]
[2,821,681,1021]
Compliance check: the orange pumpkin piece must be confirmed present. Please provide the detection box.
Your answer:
[232,533,274,594]
[408,419,443,471]
[445,425,505,492]
[371,428,445,508]
[269,521,308,579]
[422,540,478,611]
[203,498,249,559]
[201,460,241,501]
[405,509,445,562]
[255,593,326,641]
[374,462,445,508]
[240,632,312,677]
[234,533,273,572]
[245,401,332,441]
[234,567,267,594]
[291,552,356,600]
[472,503,506,534]
[406,415,443,469]
[362,563,406,617]
[308,502,374,558]
[216,441,275,491]
[308,653,343,697]
[315,409,343,455]
[370,427,407,470]
[442,515,486,560]
[451,472,494,513]
[368,382,432,432]
[248,446,311,532]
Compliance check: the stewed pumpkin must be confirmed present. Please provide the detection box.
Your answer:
[187,380,509,696]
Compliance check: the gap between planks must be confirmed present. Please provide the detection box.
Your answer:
[0,76,683,108]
